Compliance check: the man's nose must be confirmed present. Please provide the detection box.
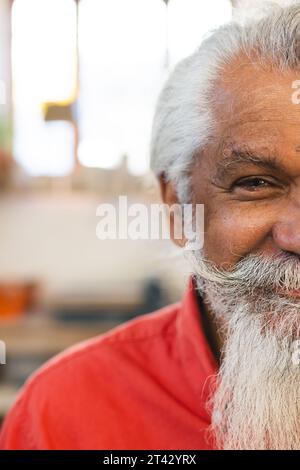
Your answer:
[272,207,300,256]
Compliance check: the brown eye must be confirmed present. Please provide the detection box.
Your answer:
[233,177,272,191]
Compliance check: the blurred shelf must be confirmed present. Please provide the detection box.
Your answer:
[0,314,119,355]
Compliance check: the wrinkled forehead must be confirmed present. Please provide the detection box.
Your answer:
[211,55,300,154]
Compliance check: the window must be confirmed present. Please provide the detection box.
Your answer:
[11,0,232,178]
[12,0,77,176]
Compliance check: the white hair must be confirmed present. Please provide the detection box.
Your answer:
[150,1,300,203]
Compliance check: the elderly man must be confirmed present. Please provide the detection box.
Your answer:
[2,3,300,451]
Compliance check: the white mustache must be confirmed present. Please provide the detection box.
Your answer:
[189,251,300,292]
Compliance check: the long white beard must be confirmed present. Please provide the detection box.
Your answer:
[185,249,300,449]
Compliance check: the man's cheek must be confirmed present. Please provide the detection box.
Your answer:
[203,213,271,266]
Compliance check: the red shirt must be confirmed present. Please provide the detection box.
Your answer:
[0,277,218,450]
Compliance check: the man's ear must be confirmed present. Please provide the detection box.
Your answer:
[158,173,187,248]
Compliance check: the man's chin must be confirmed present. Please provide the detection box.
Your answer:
[277,288,300,299]
[240,285,300,306]
[201,281,300,341]
[241,288,300,341]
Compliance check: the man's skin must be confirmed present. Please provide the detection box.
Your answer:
[160,55,300,360]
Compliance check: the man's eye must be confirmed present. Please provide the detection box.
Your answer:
[233,177,274,191]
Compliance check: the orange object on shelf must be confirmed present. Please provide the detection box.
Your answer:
[0,282,38,319]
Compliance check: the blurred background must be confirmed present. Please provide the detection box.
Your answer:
[0,0,234,424]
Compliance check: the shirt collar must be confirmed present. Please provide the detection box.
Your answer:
[176,276,218,421]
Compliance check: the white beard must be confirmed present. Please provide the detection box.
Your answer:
[185,249,300,449]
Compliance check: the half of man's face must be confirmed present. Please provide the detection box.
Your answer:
[192,54,300,279]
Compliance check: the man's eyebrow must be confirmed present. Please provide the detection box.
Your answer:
[214,149,283,182]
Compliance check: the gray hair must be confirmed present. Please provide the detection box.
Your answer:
[150,1,300,203]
